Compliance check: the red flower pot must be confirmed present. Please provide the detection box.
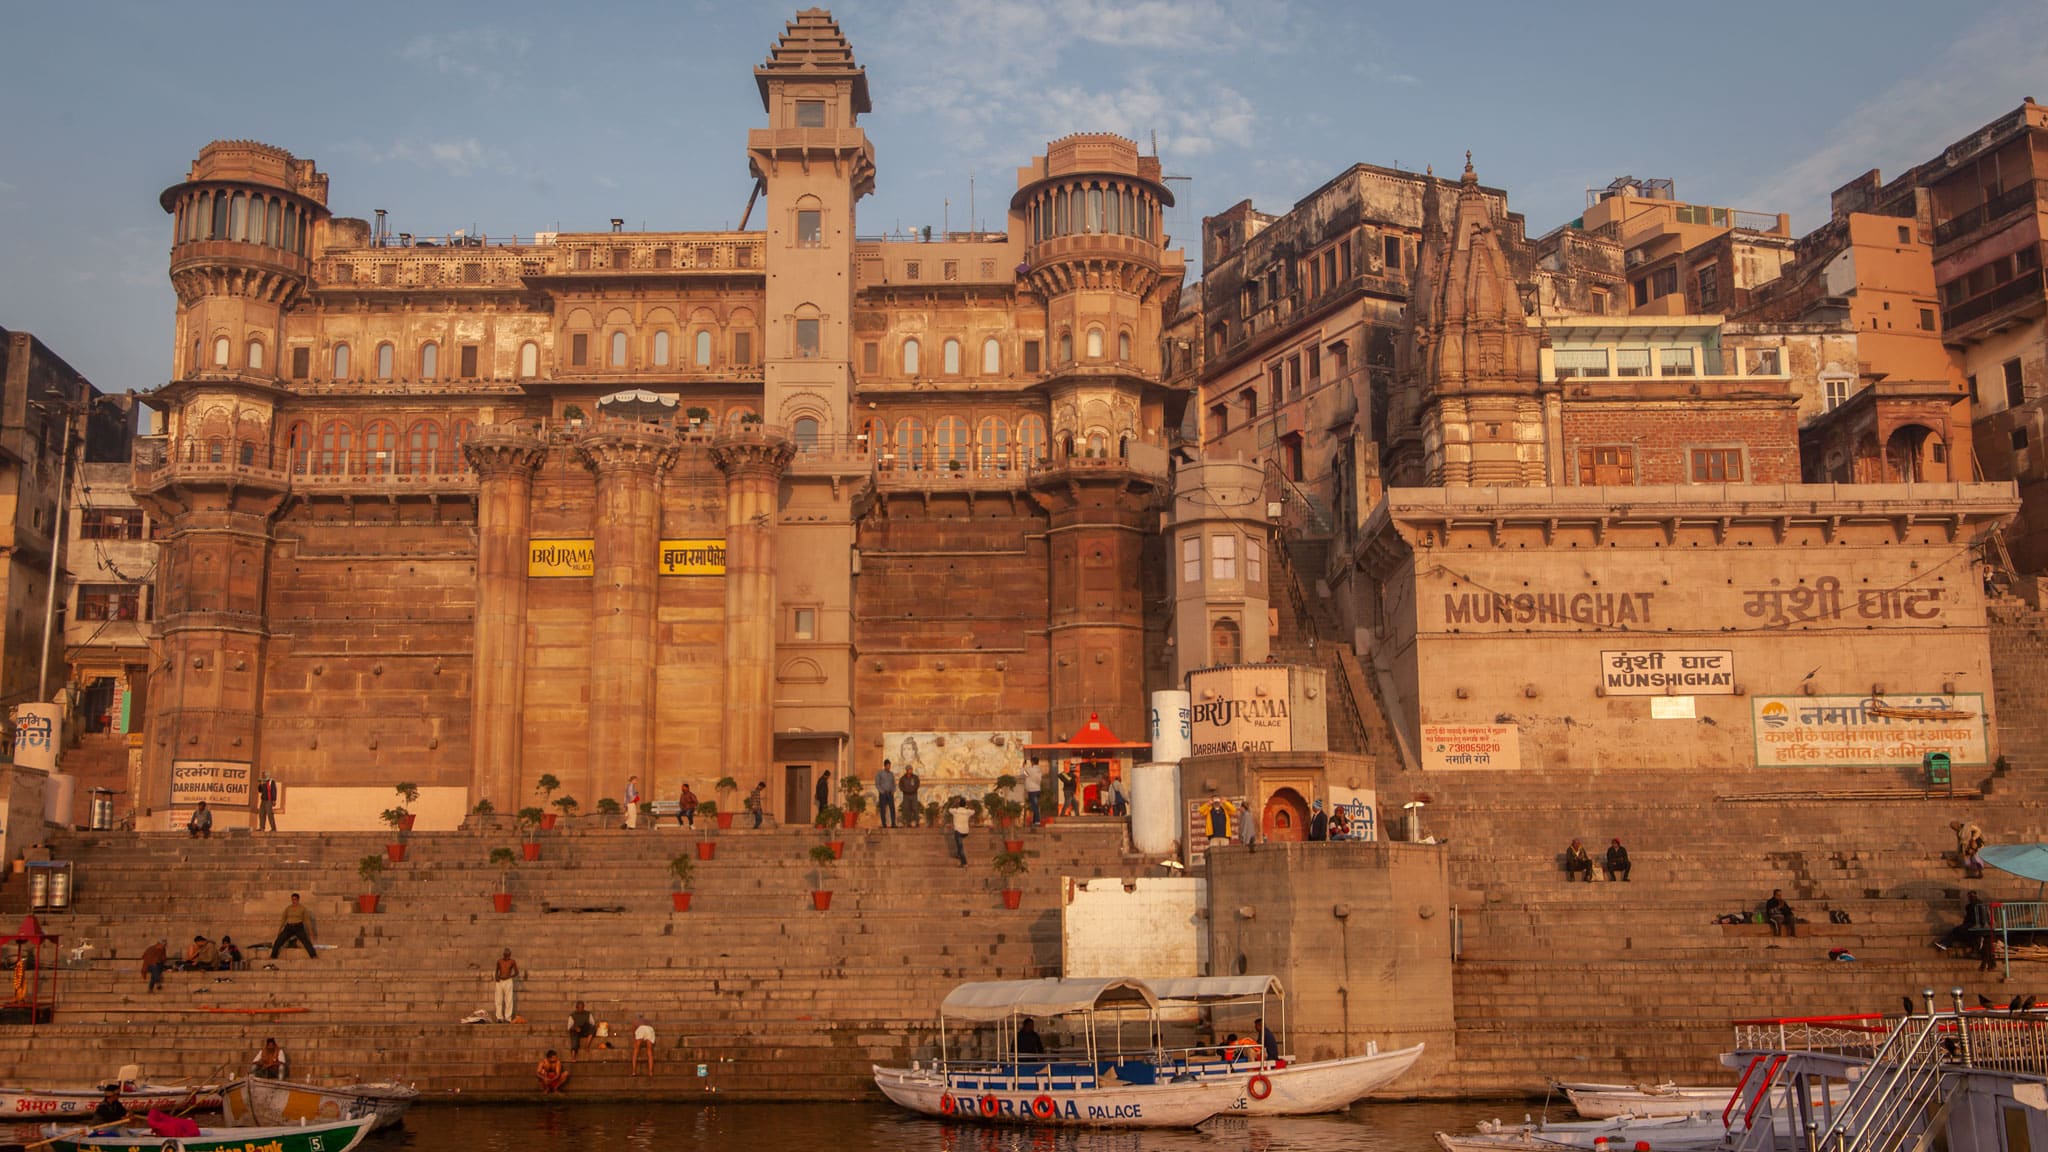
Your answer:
[672,891,692,912]
[811,890,833,911]
[697,840,717,861]
[356,894,379,914]
[386,843,407,863]
[398,813,417,832]
[827,841,844,859]
[540,813,559,831]
[492,893,513,913]
[843,812,858,829]
[716,812,735,830]
[1004,840,1024,853]
[521,842,541,861]
[1002,889,1022,910]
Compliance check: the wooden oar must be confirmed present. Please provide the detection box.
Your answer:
[21,1121,111,1152]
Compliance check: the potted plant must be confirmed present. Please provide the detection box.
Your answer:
[357,854,385,913]
[815,804,845,858]
[535,774,562,829]
[552,795,580,827]
[392,782,420,831]
[489,847,517,912]
[808,843,837,910]
[468,798,498,833]
[668,854,696,912]
[563,403,587,426]
[714,777,739,829]
[516,807,546,860]
[596,797,623,826]
[379,807,410,862]
[992,775,1020,827]
[638,800,656,827]
[696,802,721,858]
[685,406,712,430]
[993,849,1028,909]
[841,775,867,829]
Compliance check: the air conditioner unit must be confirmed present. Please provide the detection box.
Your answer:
[1266,502,1283,520]
[1624,249,1646,268]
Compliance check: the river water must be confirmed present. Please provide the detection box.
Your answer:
[391,1100,1541,1152]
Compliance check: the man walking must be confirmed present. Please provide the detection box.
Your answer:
[493,948,520,1023]
[255,774,279,832]
[813,770,832,821]
[875,759,897,829]
[623,775,641,829]
[271,892,318,959]
[1022,757,1044,826]
[899,762,922,827]
[948,798,973,867]
[746,782,766,828]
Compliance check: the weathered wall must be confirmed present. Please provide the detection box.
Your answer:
[1560,398,1800,484]
[1060,876,1206,977]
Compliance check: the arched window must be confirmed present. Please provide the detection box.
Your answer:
[1117,331,1132,361]
[406,420,441,473]
[653,331,671,367]
[1058,331,1073,363]
[206,439,225,464]
[977,416,1011,472]
[333,344,351,378]
[902,339,921,375]
[268,198,283,247]
[1086,328,1104,359]
[792,416,820,450]
[1055,188,1069,235]
[229,193,247,242]
[610,331,628,368]
[982,338,1001,374]
[420,342,439,379]
[1087,432,1108,458]
[248,197,266,244]
[1105,187,1120,235]
[376,342,394,379]
[895,417,927,470]
[246,340,264,370]
[210,192,228,239]
[724,406,758,430]
[943,339,962,375]
[213,337,231,367]
[934,415,969,469]
[859,417,885,455]
[285,421,313,474]
[1017,415,1047,466]
[519,342,538,378]
[694,330,712,368]
[361,420,397,474]
[451,418,475,447]
[316,420,353,475]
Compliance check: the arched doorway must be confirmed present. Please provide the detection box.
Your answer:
[1262,788,1310,843]
[1885,424,1944,483]
[1211,617,1242,666]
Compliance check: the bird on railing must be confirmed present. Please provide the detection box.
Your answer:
[1977,993,1997,1010]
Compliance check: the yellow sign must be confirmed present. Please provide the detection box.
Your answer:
[660,539,727,576]
[529,539,595,577]
[170,759,253,805]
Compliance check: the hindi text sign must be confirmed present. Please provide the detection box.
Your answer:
[659,539,726,576]
[1753,694,1988,768]
[170,759,253,806]
[1421,723,1520,771]
[1601,650,1734,695]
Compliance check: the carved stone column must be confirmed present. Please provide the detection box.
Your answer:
[710,429,795,791]
[577,425,678,808]
[463,428,546,812]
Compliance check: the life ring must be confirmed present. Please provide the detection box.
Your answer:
[1031,1094,1056,1119]
[939,1093,957,1116]
[1247,1074,1274,1100]
[161,1142,180,1152]
[979,1094,1001,1118]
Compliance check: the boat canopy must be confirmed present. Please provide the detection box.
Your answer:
[940,978,1158,1022]
[1145,975,1283,1004]
[1981,844,2048,884]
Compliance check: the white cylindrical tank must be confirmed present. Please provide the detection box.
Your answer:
[1129,761,1182,856]
[1150,690,1192,763]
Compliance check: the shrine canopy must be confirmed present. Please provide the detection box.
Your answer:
[0,914,54,948]
[1024,713,1151,758]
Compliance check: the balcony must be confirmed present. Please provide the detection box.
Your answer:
[132,437,477,497]
[133,438,291,493]
[1942,267,2046,332]
[1934,180,2046,248]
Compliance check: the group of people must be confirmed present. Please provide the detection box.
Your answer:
[1303,800,1360,841]
[1564,838,1631,882]
[666,781,769,829]
[183,775,284,838]
[537,1002,658,1092]
[1935,890,2001,971]
[137,893,319,991]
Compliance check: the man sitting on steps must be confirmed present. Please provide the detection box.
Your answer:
[1564,839,1594,882]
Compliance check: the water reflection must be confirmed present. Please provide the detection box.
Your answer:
[390,1101,1523,1152]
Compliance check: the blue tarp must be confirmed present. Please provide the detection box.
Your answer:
[1980,844,2048,883]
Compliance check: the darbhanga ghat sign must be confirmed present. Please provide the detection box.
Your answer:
[1752,694,1988,768]
[170,759,253,806]
[1187,666,1292,756]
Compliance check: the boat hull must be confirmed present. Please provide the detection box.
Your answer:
[1227,1044,1426,1116]
[43,1116,374,1152]
[1435,1113,1732,1152]
[0,1086,221,1121]
[872,1065,1225,1128]
[1558,1082,1732,1119]
[220,1078,417,1132]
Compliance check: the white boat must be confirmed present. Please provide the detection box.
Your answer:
[220,1076,418,1131]
[873,975,1423,1128]
[0,1083,221,1121]
[40,1115,374,1152]
[1554,1079,1734,1119]
[1435,1111,1730,1152]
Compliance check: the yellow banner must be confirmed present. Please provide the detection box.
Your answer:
[660,539,727,576]
[529,539,595,577]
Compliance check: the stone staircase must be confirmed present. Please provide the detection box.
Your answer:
[0,820,1144,1099]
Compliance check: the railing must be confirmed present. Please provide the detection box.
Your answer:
[1935,180,2045,247]
[1944,267,2045,330]
[1993,901,2048,980]
[1263,458,1333,535]
[134,438,473,489]
[1732,1014,1889,1056]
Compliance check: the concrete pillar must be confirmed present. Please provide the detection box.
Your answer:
[462,428,546,812]
[576,425,678,809]
[710,428,794,791]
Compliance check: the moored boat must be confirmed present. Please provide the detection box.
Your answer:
[0,1084,220,1121]
[220,1077,418,1132]
[40,1115,374,1152]
[1434,1111,1729,1152]
[1553,1079,1733,1119]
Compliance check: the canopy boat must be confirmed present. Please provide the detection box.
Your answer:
[0,1084,220,1121]
[873,975,1423,1129]
[41,1115,374,1152]
[220,1077,418,1132]
[1552,1079,1735,1119]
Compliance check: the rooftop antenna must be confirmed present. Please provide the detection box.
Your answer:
[944,197,950,237]
[969,171,975,235]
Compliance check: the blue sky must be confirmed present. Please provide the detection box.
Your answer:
[2,0,2044,393]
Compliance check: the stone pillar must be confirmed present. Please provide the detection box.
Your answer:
[710,429,795,790]
[576,425,678,809]
[463,429,546,812]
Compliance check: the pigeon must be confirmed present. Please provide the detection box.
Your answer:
[1902,995,1916,1016]
[1977,993,1996,1010]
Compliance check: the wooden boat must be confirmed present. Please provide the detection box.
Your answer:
[0,1085,220,1121]
[1435,1111,1730,1152]
[1553,1079,1733,1119]
[220,1077,417,1132]
[41,1116,374,1152]
[873,975,1423,1128]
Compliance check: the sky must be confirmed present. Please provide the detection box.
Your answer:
[2,0,2045,393]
